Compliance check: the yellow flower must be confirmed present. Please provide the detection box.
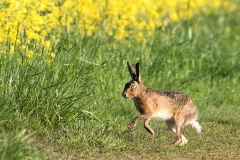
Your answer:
[26,50,33,58]
[48,52,56,58]
[10,45,15,54]
[137,32,147,43]
[45,60,51,66]
[225,27,231,33]
[44,41,51,48]
[26,31,39,40]
[170,11,178,22]
[0,34,4,43]
[137,21,147,30]
[0,0,237,54]
[87,25,96,36]
[115,27,126,40]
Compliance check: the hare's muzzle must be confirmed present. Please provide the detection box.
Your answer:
[123,82,132,98]
[122,92,127,98]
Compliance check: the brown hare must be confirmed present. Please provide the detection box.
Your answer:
[122,62,201,146]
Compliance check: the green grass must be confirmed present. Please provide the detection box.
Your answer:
[1,2,240,159]
[0,130,49,160]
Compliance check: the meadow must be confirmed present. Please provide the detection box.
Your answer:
[0,0,240,159]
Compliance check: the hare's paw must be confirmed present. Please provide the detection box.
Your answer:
[179,136,188,146]
[171,138,182,146]
[144,125,155,135]
[127,122,136,129]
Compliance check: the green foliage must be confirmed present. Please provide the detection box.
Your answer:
[0,130,48,160]
[1,1,240,159]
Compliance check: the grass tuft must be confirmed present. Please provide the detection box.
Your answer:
[1,0,240,159]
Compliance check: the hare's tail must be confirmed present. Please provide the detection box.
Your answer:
[191,121,202,133]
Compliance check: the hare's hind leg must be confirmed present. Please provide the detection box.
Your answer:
[166,118,188,146]
[166,119,176,132]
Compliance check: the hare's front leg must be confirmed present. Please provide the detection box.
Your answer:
[144,117,155,135]
[128,115,146,129]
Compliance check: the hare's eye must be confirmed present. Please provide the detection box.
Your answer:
[131,84,136,89]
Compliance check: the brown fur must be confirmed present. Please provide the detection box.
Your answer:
[122,62,201,146]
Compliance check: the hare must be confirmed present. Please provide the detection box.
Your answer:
[122,62,201,146]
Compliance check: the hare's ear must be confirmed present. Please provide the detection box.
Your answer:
[127,62,137,80]
[135,62,141,82]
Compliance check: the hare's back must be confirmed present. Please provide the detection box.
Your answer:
[156,90,194,106]
[156,90,187,98]
[155,90,198,117]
